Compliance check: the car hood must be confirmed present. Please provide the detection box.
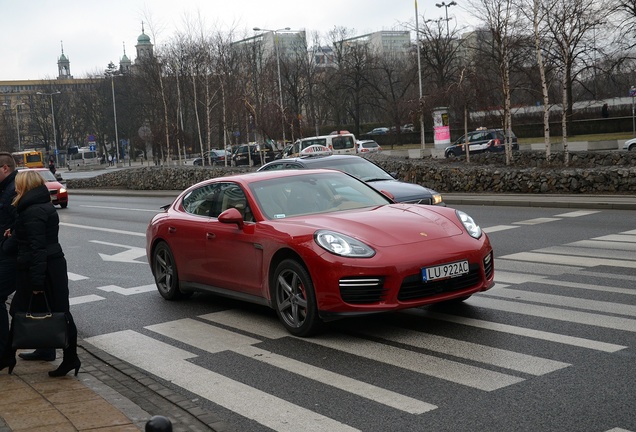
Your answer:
[272,204,464,247]
[366,179,436,202]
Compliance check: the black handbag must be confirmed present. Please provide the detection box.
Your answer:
[12,292,69,350]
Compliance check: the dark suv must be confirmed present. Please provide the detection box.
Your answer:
[231,143,276,166]
[445,128,518,158]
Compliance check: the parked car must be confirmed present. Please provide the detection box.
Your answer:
[445,128,519,158]
[193,150,228,166]
[366,127,389,135]
[231,143,276,166]
[18,168,68,208]
[258,154,444,206]
[623,138,636,151]
[357,140,382,153]
[146,169,494,336]
[401,124,416,132]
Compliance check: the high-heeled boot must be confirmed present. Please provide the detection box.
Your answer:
[0,355,16,374]
[48,353,81,377]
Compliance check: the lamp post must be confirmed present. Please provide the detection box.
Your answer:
[435,1,457,37]
[110,73,121,167]
[253,27,291,146]
[630,86,636,136]
[36,91,61,167]
[2,102,25,150]
[415,0,425,151]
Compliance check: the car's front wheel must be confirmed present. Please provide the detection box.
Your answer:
[152,241,191,300]
[273,259,322,337]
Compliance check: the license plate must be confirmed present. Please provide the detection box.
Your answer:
[422,260,469,282]
[50,194,57,200]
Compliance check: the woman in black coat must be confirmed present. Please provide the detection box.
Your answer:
[0,170,80,376]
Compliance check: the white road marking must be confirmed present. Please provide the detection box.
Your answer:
[533,279,636,296]
[467,296,636,332]
[60,222,145,237]
[408,310,626,353]
[514,217,561,225]
[70,294,106,305]
[86,330,360,432]
[554,210,601,217]
[567,239,636,252]
[146,319,436,414]
[494,271,549,284]
[499,252,636,269]
[592,234,636,243]
[534,245,636,261]
[97,284,156,295]
[200,311,524,391]
[480,288,636,317]
[483,225,520,234]
[355,326,569,376]
[91,240,147,263]
[68,272,89,281]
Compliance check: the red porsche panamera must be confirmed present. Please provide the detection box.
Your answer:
[146,169,494,336]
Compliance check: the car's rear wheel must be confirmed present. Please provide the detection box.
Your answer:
[273,259,322,337]
[152,241,191,300]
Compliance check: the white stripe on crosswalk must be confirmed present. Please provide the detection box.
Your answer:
[577,270,636,283]
[532,279,636,296]
[514,217,561,225]
[86,330,360,432]
[483,225,520,233]
[146,319,437,414]
[592,234,636,243]
[494,259,583,276]
[494,271,549,284]
[354,326,569,376]
[468,296,636,332]
[70,295,105,305]
[499,252,636,269]
[406,310,626,353]
[200,311,524,391]
[568,239,636,252]
[480,288,636,317]
[555,210,601,217]
[534,245,636,261]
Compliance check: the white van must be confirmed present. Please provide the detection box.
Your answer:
[292,133,357,157]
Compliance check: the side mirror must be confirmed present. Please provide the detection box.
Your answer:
[218,207,244,229]
[380,190,396,201]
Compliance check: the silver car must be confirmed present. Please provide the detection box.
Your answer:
[623,138,636,151]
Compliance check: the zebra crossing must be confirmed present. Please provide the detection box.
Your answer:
[79,222,635,431]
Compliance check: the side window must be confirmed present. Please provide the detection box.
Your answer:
[260,163,283,171]
[182,184,223,217]
[220,184,253,222]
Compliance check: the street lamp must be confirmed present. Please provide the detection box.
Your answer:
[110,73,121,167]
[253,27,291,146]
[415,0,426,151]
[2,102,25,150]
[36,91,61,167]
[435,1,457,37]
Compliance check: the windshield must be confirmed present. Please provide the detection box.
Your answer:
[251,172,391,219]
[309,158,393,182]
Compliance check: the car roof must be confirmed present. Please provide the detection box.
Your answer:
[261,154,363,168]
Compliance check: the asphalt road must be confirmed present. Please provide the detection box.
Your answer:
[58,193,636,432]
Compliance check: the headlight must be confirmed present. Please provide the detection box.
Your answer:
[315,230,375,258]
[59,188,67,194]
[431,193,443,205]
[456,210,482,239]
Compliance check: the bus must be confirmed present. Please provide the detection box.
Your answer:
[12,150,44,168]
[67,146,100,170]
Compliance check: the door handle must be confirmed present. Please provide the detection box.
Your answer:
[206,232,216,240]
[168,227,176,233]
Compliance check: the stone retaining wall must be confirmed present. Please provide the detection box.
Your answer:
[66,151,636,194]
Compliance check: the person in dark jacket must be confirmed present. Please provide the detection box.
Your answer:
[0,170,80,376]
[0,152,18,360]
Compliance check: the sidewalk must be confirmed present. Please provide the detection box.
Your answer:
[0,340,225,432]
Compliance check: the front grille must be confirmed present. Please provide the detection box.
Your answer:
[339,277,387,304]
[483,253,494,280]
[398,264,481,301]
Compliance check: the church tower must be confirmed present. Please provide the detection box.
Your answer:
[135,23,154,63]
[57,41,72,79]
[119,42,132,74]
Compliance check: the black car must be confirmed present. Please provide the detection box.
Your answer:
[258,154,444,205]
[445,128,519,158]
[193,150,228,166]
[231,143,276,166]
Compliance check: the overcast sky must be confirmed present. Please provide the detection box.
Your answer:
[1,0,473,81]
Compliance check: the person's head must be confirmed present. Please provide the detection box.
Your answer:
[0,152,16,183]
[12,170,45,207]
